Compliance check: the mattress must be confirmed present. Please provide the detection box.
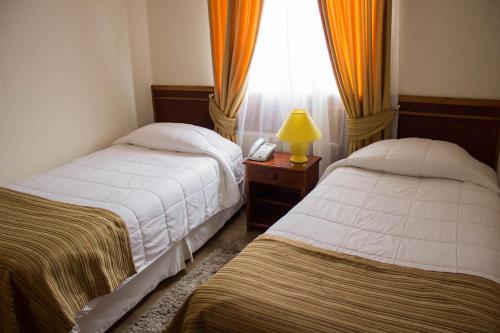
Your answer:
[269,139,500,284]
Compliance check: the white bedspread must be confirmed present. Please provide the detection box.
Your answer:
[6,124,243,271]
[269,138,500,284]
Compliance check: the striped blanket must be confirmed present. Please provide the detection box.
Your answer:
[0,188,136,333]
[169,235,500,333]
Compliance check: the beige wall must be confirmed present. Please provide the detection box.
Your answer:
[0,0,138,185]
[147,0,213,85]
[399,0,500,99]
[127,0,154,127]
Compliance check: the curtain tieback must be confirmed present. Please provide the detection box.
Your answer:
[208,94,237,138]
[347,109,394,142]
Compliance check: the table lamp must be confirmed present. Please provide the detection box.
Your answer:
[276,109,321,164]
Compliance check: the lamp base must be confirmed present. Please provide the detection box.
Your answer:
[288,142,308,164]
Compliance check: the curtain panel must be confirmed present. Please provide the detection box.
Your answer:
[318,0,394,154]
[207,0,264,142]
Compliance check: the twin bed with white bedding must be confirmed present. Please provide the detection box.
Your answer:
[1,123,244,332]
[169,138,500,333]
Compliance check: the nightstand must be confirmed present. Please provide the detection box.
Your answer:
[244,152,321,231]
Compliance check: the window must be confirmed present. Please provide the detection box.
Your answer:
[237,0,346,170]
[247,0,337,96]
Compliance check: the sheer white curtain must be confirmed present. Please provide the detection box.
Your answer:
[237,0,346,173]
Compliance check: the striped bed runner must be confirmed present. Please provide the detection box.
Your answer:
[168,235,500,333]
[0,188,136,333]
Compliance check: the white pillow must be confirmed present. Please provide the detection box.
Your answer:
[114,123,244,207]
[114,122,243,180]
[323,138,500,194]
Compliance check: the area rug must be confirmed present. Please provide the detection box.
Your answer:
[123,239,249,333]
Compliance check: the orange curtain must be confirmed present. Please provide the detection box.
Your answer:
[208,0,264,142]
[318,0,393,154]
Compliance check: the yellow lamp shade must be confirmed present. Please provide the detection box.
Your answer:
[276,109,321,164]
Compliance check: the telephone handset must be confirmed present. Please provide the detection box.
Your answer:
[248,138,276,162]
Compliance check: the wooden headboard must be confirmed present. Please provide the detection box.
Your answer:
[151,85,214,129]
[397,95,500,168]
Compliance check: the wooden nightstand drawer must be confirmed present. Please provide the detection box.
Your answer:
[247,167,303,189]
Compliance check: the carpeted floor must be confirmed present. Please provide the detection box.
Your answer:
[122,239,249,332]
[107,210,259,333]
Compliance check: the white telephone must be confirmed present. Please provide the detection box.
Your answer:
[248,138,276,162]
